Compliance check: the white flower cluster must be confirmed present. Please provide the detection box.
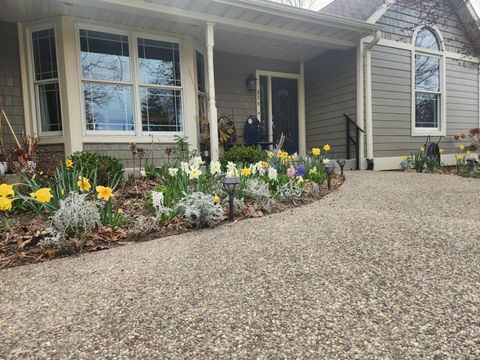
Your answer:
[151,190,173,218]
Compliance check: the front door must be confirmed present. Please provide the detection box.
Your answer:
[272,77,298,154]
[258,74,299,154]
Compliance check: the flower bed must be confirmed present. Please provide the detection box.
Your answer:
[0,144,343,269]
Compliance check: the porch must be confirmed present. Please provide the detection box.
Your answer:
[0,0,379,168]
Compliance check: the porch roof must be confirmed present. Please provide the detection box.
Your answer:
[0,0,380,61]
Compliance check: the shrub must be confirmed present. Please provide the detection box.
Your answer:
[276,180,303,202]
[70,152,124,186]
[221,146,267,167]
[175,192,224,228]
[48,192,101,252]
[244,178,274,212]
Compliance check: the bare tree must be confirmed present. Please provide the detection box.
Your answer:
[390,0,480,57]
[275,0,320,9]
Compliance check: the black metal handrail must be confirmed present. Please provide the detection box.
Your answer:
[344,114,364,170]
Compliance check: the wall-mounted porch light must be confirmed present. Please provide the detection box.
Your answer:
[245,73,257,91]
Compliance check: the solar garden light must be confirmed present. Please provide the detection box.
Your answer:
[222,177,240,221]
[337,159,346,177]
[324,162,336,191]
[466,158,476,173]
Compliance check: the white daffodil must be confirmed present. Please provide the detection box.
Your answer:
[189,167,202,179]
[168,168,179,177]
[210,161,222,175]
[180,162,189,173]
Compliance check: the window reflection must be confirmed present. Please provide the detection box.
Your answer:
[140,88,182,132]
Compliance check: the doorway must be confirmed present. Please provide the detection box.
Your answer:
[257,72,300,154]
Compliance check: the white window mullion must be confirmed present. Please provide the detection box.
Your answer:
[130,33,142,137]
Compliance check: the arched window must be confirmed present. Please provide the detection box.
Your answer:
[414,27,444,132]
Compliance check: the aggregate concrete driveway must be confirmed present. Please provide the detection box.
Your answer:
[1,171,480,359]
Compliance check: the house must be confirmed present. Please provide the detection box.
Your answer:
[0,0,478,171]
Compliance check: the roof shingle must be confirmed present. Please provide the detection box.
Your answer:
[319,0,385,21]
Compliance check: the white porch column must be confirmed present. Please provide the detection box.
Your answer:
[365,48,374,161]
[181,36,199,152]
[206,22,219,161]
[356,39,365,169]
[56,16,83,157]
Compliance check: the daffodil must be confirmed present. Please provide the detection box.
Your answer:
[459,145,465,151]
[456,154,463,161]
[267,151,273,158]
[439,149,444,154]
[189,167,202,179]
[77,177,91,192]
[180,162,190,173]
[213,194,220,204]
[210,161,222,175]
[323,144,331,152]
[279,151,289,160]
[0,197,13,211]
[65,159,73,169]
[401,155,409,161]
[241,166,251,177]
[30,188,53,203]
[467,150,471,155]
[168,168,179,177]
[0,183,14,198]
[311,148,321,156]
[420,147,425,152]
[96,186,113,201]
[309,166,317,175]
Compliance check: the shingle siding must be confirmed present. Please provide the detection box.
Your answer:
[0,21,25,149]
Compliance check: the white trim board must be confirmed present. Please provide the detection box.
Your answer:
[374,154,462,171]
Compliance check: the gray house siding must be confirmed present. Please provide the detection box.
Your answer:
[0,21,24,149]
[378,4,471,53]
[371,44,479,158]
[214,51,299,145]
[305,48,357,159]
[371,5,480,160]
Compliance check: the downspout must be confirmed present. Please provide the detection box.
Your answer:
[364,30,381,170]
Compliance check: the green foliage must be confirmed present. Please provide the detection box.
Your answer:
[221,146,267,166]
[411,151,425,173]
[70,152,124,186]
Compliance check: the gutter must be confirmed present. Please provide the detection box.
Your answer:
[364,30,381,170]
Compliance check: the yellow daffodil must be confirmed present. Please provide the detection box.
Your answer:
[311,148,321,156]
[267,151,273,158]
[65,159,73,169]
[0,197,13,211]
[213,194,220,204]
[309,166,317,175]
[61,188,65,196]
[459,145,465,151]
[439,149,444,154]
[420,147,425,152]
[467,150,471,155]
[456,154,463,161]
[279,151,289,160]
[30,188,53,203]
[401,155,409,161]
[96,186,113,201]
[0,183,14,198]
[77,177,91,192]
[323,144,331,152]
[241,166,251,177]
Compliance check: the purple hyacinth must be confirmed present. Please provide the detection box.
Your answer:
[296,163,305,177]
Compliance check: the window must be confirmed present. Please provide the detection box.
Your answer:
[31,28,62,133]
[80,29,133,132]
[138,38,182,132]
[414,27,443,131]
[196,51,208,152]
[79,27,183,134]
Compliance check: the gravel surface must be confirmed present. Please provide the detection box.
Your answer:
[1,171,480,359]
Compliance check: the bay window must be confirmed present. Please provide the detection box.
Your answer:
[79,27,183,134]
[31,28,62,134]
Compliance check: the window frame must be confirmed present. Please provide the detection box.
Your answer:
[411,25,447,137]
[26,22,63,137]
[75,23,185,137]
